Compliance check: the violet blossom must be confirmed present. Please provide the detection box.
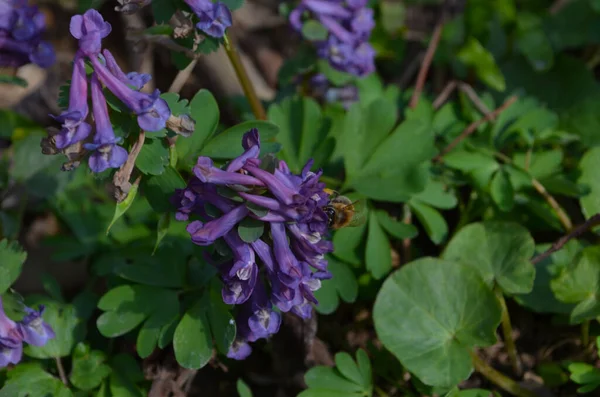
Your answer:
[44,10,171,173]
[0,297,55,368]
[0,0,55,68]
[184,0,232,38]
[172,128,333,360]
[289,0,375,77]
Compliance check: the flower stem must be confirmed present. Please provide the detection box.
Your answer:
[495,286,522,376]
[223,34,267,121]
[582,320,590,347]
[55,357,68,386]
[471,351,536,397]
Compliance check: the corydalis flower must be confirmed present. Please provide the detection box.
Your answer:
[172,128,333,360]
[290,0,375,77]
[0,297,55,368]
[184,0,232,38]
[0,0,55,68]
[69,9,111,56]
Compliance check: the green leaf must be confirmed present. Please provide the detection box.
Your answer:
[304,367,363,392]
[143,166,187,213]
[314,258,358,314]
[442,222,535,295]
[302,20,328,41]
[207,281,236,354]
[516,13,553,72]
[24,299,83,359]
[41,273,64,303]
[177,89,220,166]
[350,119,436,202]
[490,168,514,212]
[0,239,26,294]
[0,75,27,87]
[107,180,140,234]
[114,249,186,288]
[0,363,73,397]
[457,37,506,91]
[411,180,457,210]
[366,212,392,279]
[237,379,253,397]
[97,285,178,338]
[512,150,563,180]
[152,0,177,23]
[373,258,502,388]
[201,121,279,159]
[409,201,448,244]
[173,300,213,369]
[268,96,328,171]
[375,210,418,240]
[153,213,171,254]
[136,138,169,175]
[356,349,372,389]
[109,353,146,397]
[137,297,180,358]
[579,147,600,222]
[551,246,600,323]
[238,217,265,243]
[335,352,364,387]
[70,343,112,390]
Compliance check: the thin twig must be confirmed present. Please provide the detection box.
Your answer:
[398,52,425,89]
[168,59,198,93]
[432,80,457,109]
[434,96,518,160]
[409,21,444,109]
[531,213,600,265]
[113,130,146,202]
[458,82,492,115]
[55,357,68,386]
[531,179,573,231]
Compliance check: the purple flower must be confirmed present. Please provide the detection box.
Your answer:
[18,306,55,347]
[0,298,23,368]
[0,0,55,68]
[185,0,232,38]
[84,73,128,173]
[90,55,170,132]
[51,53,92,149]
[69,9,111,56]
[102,49,151,90]
[173,129,333,359]
[290,0,376,77]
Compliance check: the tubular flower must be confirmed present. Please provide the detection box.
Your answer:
[172,128,333,359]
[184,0,232,38]
[45,10,171,172]
[289,0,375,77]
[0,297,55,368]
[0,0,55,68]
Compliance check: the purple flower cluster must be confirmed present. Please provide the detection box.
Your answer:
[0,0,55,68]
[290,0,375,77]
[0,297,55,368]
[172,129,333,360]
[47,10,170,173]
[184,0,232,38]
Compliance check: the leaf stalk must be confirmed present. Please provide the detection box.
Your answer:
[470,351,537,397]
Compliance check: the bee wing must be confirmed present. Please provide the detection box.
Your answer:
[347,200,368,227]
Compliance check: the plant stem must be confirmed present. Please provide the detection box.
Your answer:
[471,351,537,397]
[374,385,390,397]
[495,286,522,376]
[530,179,573,232]
[582,320,590,347]
[223,34,267,120]
[55,357,68,386]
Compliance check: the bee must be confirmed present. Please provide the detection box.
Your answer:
[323,188,366,230]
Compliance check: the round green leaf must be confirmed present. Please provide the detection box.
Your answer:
[136,138,169,175]
[238,217,265,243]
[442,222,535,295]
[70,343,112,391]
[373,258,501,388]
[0,239,26,294]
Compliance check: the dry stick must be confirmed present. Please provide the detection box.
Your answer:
[434,96,518,161]
[531,179,573,232]
[458,82,492,115]
[168,59,198,94]
[113,130,146,202]
[470,351,537,397]
[432,80,457,109]
[55,357,68,386]
[531,213,600,265]
[408,21,444,109]
[223,34,267,120]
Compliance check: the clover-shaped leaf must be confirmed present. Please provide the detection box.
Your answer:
[298,349,373,397]
[373,258,501,388]
[314,257,358,314]
[70,343,112,390]
[442,221,536,295]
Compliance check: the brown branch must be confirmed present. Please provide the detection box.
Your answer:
[531,214,600,265]
[458,82,492,115]
[434,96,518,161]
[432,80,457,109]
[113,130,145,202]
[409,21,444,109]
